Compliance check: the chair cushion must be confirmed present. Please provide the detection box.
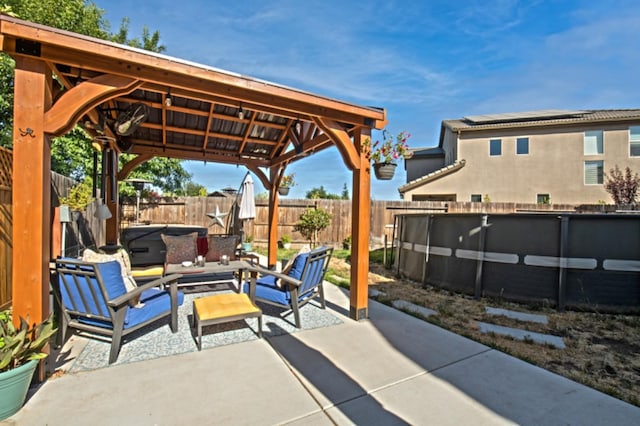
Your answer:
[78,288,185,330]
[162,232,198,264]
[125,288,185,329]
[275,247,310,288]
[59,260,127,319]
[245,276,290,305]
[287,251,310,280]
[205,235,240,262]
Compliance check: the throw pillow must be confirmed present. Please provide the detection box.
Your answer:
[161,232,198,264]
[82,248,140,307]
[205,235,240,262]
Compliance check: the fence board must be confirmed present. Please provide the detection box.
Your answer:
[0,147,11,308]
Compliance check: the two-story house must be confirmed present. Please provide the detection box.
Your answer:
[399,109,640,204]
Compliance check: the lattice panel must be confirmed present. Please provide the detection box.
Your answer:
[0,146,11,189]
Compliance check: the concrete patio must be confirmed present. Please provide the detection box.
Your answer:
[4,283,639,425]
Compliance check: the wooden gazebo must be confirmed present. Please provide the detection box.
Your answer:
[1,16,386,326]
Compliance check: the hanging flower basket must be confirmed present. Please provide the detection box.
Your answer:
[373,162,397,180]
[278,186,290,196]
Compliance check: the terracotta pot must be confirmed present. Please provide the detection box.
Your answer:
[373,162,397,180]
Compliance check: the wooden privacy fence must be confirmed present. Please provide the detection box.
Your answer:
[127,197,581,248]
[125,197,450,248]
[0,147,11,309]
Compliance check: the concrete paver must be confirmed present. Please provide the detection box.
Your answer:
[477,321,566,349]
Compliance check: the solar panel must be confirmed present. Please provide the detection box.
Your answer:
[464,110,585,124]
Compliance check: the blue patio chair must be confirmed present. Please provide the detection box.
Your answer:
[244,246,333,328]
[53,258,184,364]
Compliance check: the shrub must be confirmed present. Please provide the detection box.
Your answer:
[605,165,640,205]
[293,208,332,248]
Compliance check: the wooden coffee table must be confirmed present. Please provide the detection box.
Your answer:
[192,292,262,350]
[164,260,253,293]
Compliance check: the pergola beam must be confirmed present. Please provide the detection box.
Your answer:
[43,74,142,135]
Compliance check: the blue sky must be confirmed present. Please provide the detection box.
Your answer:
[94,0,640,199]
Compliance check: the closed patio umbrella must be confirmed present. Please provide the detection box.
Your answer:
[237,173,255,244]
[238,174,255,220]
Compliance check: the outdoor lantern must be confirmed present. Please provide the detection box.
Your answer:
[125,178,151,224]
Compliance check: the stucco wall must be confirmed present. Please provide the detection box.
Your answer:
[405,122,640,204]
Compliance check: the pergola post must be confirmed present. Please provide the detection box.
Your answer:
[350,128,371,320]
[11,57,52,325]
[105,149,119,245]
[267,168,280,269]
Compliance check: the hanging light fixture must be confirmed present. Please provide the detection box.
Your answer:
[94,203,112,220]
[165,88,172,107]
[238,103,244,120]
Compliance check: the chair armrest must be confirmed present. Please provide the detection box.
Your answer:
[246,265,302,288]
[109,274,182,308]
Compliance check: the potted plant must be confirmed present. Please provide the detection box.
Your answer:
[59,178,94,220]
[365,130,411,180]
[279,234,292,250]
[241,235,253,252]
[278,173,295,196]
[342,235,352,250]
[0,310,56,420]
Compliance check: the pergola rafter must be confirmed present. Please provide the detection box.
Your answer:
[1,16,386,329]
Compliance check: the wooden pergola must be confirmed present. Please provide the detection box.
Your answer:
[1,16,386,325]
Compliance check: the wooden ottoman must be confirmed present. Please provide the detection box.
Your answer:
[193,293,262,350]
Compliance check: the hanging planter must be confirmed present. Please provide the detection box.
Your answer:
[373,162,397,180]
[365,129,411,181]
[278,186,290,196]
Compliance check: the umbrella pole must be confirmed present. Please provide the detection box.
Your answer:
[230,171,251,240]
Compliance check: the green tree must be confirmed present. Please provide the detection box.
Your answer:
[341,183,349,200]
[305,185,342,200]
[293,208,332,248]
[110,17,166,53]
[0,0,195,194]
[182,181,207,196]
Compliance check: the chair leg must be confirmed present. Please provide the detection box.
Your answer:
[109,309,127,364]
[318,282,326,309]
[169,282,179,332]
[290,288,301,328]
[109,330,123,364]
[56,313,69,348]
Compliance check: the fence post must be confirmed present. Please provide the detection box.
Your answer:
[558,215,569,312]
[474,214,488,300]
[422,214,432,284]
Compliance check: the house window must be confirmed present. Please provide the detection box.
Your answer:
[584,130,603,155]
[537,194,550,204]
[516,137,529,155]
[470,194,482,202]
[584,160,603,185]
[489,139,501,156]
[630,126,640,157]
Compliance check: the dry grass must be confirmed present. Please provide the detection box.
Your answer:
[328,257,640,407]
